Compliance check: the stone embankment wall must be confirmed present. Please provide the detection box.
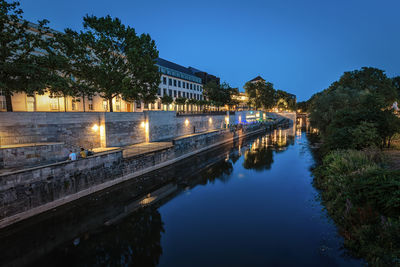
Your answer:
[0,123,269,228]
[0,112,105,149]
[0,143,67,169]
[104,112,146,146]
[0,111,294,170]
[146,111,233,141]
[0,111,233,147]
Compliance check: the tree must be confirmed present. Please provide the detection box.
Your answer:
[244,81,276,110]
[160,95,173,110]
[309,67,400,152]
[174,97,187,111]
[81,15,160,112]
[244,81,262,110]
[187,98,198,111]
[123,32,160,105]
[51,29,97,111]
[0,0,52,111]
[226,87,239,111]
[392,76,400,100]
[326,67,397,105]
[203,81,232,111]
[296,101,310,112]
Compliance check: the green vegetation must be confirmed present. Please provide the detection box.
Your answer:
[160,95,173,110]
[0,0,53,111]
[314,150,400,265]
[203,81,238,110]
[244,80,296,111]
[174,97,187,111]
[0,0,160,111]
[308,67,400,265]
[309,67,400,152]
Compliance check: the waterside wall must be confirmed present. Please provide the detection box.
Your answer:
[0,122,274,228]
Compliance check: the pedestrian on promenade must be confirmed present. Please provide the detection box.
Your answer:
[68,150,77,161]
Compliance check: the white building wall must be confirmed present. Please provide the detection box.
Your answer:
[158,74,203,100]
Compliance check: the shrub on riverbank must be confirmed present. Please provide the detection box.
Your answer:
[314,149,400,265]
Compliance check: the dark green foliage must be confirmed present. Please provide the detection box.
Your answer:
[226,87,240,110]
[393,76,400,98]
[314,150,400,265]
[296,101,309,112]
[0,0,53,111]
[243,146,274,171]
[203,81,233,110]
[80,15,160,111]
[244,81,276,110]
[174,97,187,111]
[310,67,400,265]
[276,89,296,110]
[309,67,400,151]
[244,80,296,111]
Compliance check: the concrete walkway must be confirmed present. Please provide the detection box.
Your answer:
[122,142,173,158]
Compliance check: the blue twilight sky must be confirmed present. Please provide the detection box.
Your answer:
[19,0,400,101]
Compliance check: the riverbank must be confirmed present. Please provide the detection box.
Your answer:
[312,144,400,266]
[0,127,364,267]
[0,119,290,229]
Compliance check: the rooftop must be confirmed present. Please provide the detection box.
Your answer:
[249,76,266,83]
[155,58,195,76]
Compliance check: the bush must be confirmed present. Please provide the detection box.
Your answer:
[314,149,400,265]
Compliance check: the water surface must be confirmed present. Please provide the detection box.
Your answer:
[0,126,362,266]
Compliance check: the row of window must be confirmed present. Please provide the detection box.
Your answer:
[158,88,203,100]
[162,77,202,91]
[158,66,202,83]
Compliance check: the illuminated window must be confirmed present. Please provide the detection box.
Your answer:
[0,90,5,110]
[115,96,121,111]
[71,97,80,111]
[49,97,58,110]
[103,100,108,111]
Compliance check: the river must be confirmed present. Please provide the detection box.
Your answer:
[0,125,363,266]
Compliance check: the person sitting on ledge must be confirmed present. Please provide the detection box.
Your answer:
[68,150,77,161]
[80,147,88,158]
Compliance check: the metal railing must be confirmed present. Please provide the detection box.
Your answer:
[176,111,235,116]
[0,135,50,147]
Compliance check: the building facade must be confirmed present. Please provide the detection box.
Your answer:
[0,20,213,112]
[156,58,204,102]
[0,57,208,112]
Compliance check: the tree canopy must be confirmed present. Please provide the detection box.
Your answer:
[308,67,400,151]
[244,80,295,111]
[0,0,53,111]
[0,1,160,112]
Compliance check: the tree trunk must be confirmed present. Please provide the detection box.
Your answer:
[64,94,67,112]
[109,98,113,112]
[82,94,86,112]
[5,91,13,112]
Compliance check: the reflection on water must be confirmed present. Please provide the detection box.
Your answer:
[243,128,296,171]
[33,207,165,267]
[0,125,362,267]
